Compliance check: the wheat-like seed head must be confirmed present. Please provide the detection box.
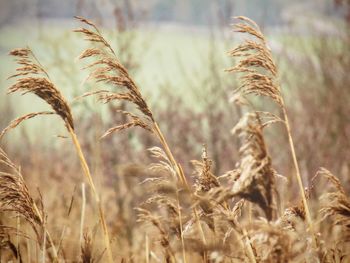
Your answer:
[74,16,154,138]
[189,146,223,234]
[226,16,282,106]
[2,48,74,138]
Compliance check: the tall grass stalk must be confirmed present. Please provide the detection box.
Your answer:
[68,125,114,263]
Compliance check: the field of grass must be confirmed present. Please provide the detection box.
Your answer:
[0,16,349,263]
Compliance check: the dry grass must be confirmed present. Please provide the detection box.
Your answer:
[2,46,114,262]
[0,15,349,263]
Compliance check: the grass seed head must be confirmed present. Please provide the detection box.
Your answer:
[226,16,282,106]
[6,48,74,132]
[75,16,154,139]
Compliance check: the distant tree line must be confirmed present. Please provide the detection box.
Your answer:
[0,0,346,27]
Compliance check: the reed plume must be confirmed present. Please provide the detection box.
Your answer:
[74,16,187,185]
[227,16,313,231]
[3,47,113,262]
[1,11,348,263]
[0,48,74,139]
[226,17,281,105]
[74,16,153,133]
[74,16,191,262]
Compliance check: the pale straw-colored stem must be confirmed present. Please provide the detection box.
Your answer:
[67,125,113,263]
[32,202,58,261]
[42,226,46,263]
[153,121,215,263]
[80,183,86,245]
[281,105,313,232]
[176,190,187,263]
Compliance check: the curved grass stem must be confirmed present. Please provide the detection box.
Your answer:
[281,105,314,234]
[68,125,113,263]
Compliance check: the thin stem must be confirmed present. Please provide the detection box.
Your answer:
[80,183,86,244]
[67,125,113,263]
[32,202,58,260]
[42,226,46,263]
[68,125,97,197]
[176,190,187,263]
[281,106,313,230]
[56,226,66,257]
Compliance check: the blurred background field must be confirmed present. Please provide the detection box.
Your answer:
[0,0,349,261]
[1,0,348,176]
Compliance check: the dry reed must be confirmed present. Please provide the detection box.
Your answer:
[226,16,313,232]
[3,47,114,262]
[0,13,348,263]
